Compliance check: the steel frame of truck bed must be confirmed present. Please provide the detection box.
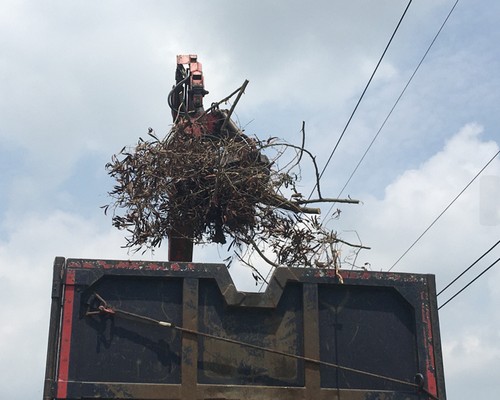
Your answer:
[44,257,446,400]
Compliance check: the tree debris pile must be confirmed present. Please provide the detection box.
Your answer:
[105,123,272,248]
[105,113,365,270]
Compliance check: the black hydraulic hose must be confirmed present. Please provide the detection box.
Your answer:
[168,74,190,116]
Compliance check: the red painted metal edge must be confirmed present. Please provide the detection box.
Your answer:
[56,269,76,399]
[421,291,438,397]
[67,259,199,271]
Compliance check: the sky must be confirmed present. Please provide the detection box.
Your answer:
[1,0,499,398]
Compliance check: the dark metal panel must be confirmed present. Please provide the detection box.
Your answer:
[197,279,305,386]
[318,285,418,391]
[68,275,183,385]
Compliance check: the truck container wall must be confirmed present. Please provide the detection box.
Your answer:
[44,257,446,400]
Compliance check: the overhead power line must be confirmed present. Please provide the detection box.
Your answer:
[437,240,500,297]
[388,149,500,272]
[324,0,461,221]
[309,0,413,198]
[438,257,500,310]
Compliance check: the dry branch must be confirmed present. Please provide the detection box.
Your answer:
[105,99,367,270]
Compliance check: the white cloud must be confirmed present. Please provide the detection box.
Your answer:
[442,324,500,399]
[337,124,500,273]
[444,327,500,376]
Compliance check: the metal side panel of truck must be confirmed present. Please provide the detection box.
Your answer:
[43,257,446,400]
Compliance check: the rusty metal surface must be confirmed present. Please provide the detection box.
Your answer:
[44,258,446,400]
[197,279,304,387]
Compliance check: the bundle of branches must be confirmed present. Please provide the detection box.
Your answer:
[104,109,366,271]
[105,124,274,247]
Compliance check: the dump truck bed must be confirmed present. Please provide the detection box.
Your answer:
[44,257,446,400]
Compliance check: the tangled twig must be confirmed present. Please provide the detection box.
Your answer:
[104,108,366,270]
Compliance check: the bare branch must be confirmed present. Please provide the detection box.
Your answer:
[234,252,270,284]
[261,141,323,199]
[246,238,281,269]
[297,121,306,165]
[294,197,360,205]
[335,238,371,250]
[198,81,248,118]
[220,79,249,133]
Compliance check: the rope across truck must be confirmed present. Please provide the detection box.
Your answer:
[86,292,440,400]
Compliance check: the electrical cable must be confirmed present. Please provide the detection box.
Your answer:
[324,0,461,221]
[308,0,413,199]
[438,257,500,310]
[437,240,500,296]
[388,149,500,272]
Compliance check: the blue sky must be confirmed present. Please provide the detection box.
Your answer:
[1,1,499,399]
